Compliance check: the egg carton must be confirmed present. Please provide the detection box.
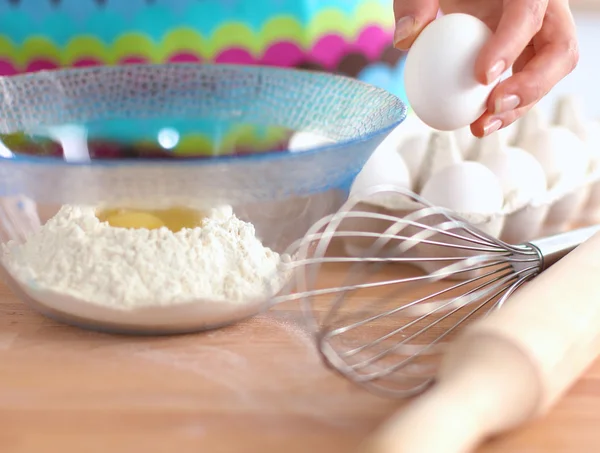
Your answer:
[345,94,600,259]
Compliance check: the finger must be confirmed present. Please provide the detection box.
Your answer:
[486,7,579,116]
[512,44,536,74]
[470,105,533,138]
[478,44,575,133]
[393,0,439,50]
[490,43,577,112]
[479,44,535,117]
[474,0,549,84]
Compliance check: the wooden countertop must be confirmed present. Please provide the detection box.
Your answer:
[0,261,599,453]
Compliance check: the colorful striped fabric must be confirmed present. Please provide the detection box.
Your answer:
[0,0,406,100]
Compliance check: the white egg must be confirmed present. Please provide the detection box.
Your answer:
[350,140,411,197]
[519,126,589,189]
[420,161,504,215]
[288,131,335,152]
[404,14,500,131]
[478,146,547,210]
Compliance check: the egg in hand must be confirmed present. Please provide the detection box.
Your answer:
[403,13,503,131]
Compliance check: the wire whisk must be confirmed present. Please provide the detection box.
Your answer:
[286,185,600,399]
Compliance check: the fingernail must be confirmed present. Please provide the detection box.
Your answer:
[494,94,521,114]
[483,118,502,136]
[486,60,505,84]
[394,16,416,48]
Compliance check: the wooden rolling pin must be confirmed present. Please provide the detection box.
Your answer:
[361,229,600,453]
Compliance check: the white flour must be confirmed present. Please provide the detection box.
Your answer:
[2,204,290,309]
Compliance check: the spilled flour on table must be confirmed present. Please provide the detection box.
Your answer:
[66,311,351,425]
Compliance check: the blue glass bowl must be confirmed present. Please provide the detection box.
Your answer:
[0,63,407,334]
[0,63,406,205]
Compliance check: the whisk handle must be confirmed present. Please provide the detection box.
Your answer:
[527,224,600,270]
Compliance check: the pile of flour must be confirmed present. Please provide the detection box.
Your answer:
[2,204,290,309]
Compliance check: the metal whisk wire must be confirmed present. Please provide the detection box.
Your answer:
[286,185,547,398]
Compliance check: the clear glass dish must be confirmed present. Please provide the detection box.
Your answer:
[0,63,406,334]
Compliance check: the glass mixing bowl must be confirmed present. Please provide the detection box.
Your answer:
[0,63,406,334]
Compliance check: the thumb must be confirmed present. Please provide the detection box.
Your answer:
[393,0,440,50]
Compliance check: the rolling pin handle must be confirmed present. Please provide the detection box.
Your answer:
[361,335,540,453]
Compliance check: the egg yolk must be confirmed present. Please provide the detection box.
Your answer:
[97,207,203,232]
[156,207,204,232]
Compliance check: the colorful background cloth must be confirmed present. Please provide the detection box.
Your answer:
[0,0,407,102]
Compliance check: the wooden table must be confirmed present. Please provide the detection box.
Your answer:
[0,261,599,453]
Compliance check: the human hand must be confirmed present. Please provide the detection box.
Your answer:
[393,0,579,137]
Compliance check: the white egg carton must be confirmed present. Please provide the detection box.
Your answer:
[347,94,600,250]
